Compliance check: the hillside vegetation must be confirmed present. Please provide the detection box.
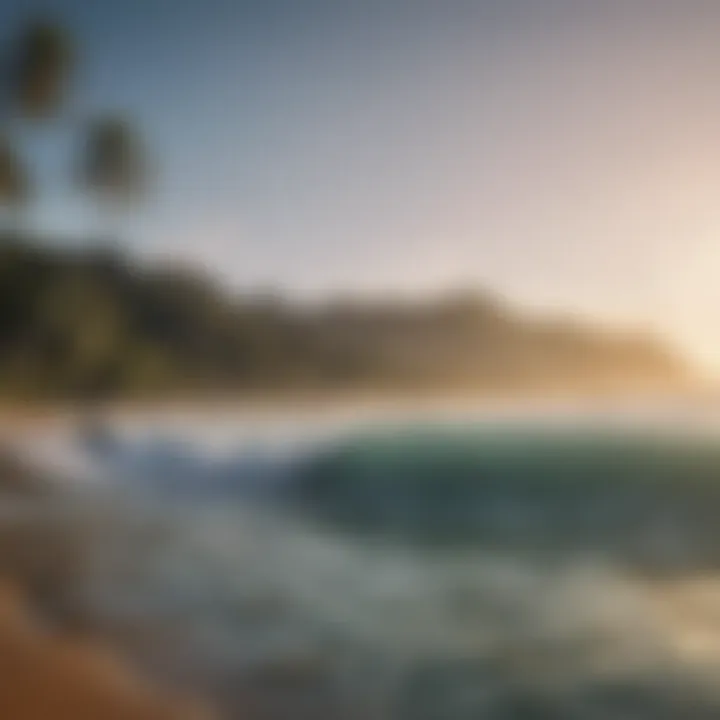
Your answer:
[0,238,689,400]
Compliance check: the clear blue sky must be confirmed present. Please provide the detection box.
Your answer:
[5,1,720,367]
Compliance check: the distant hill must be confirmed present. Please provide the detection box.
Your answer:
[0,238,690,400]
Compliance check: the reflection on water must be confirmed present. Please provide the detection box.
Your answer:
[15,401,720,718]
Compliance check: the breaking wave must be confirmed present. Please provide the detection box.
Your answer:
[19,402,720,718]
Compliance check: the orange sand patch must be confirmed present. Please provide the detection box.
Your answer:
[0,581,217,720]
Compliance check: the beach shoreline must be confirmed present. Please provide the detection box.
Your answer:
[0,379,711,432]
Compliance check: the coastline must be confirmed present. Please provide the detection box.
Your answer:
[0,452,219,719]
[0,377,711,431]
[2,388,720,718]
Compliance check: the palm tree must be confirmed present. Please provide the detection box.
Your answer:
[79,116,147,245]
[0,134,29,235]
[8,19,74,120]
[0,18,73,236]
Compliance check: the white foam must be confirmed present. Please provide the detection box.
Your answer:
[12,399,720,714]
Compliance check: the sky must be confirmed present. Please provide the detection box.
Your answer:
[4,0,720,369]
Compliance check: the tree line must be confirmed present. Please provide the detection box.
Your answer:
[0,17,145,237]
[0,239,687,400]
[0,18,689,400]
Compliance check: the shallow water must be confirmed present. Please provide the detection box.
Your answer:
[19,398,720,718]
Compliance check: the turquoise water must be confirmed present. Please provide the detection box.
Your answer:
[293,425,720,571]
[36,410,720,718]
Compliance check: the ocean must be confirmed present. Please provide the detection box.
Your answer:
[17,396,720,719]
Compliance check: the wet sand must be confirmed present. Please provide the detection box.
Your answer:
[0,581,215,720]
[0,452,220,720]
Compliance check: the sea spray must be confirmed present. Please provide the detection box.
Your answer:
[17,405,720,717]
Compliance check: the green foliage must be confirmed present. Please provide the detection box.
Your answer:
[0,136,29,206]
[0,17,146,236]
[0,17,688,402]
[0,240,689,401]
[80,116,147,204]
[7,19,74,119]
